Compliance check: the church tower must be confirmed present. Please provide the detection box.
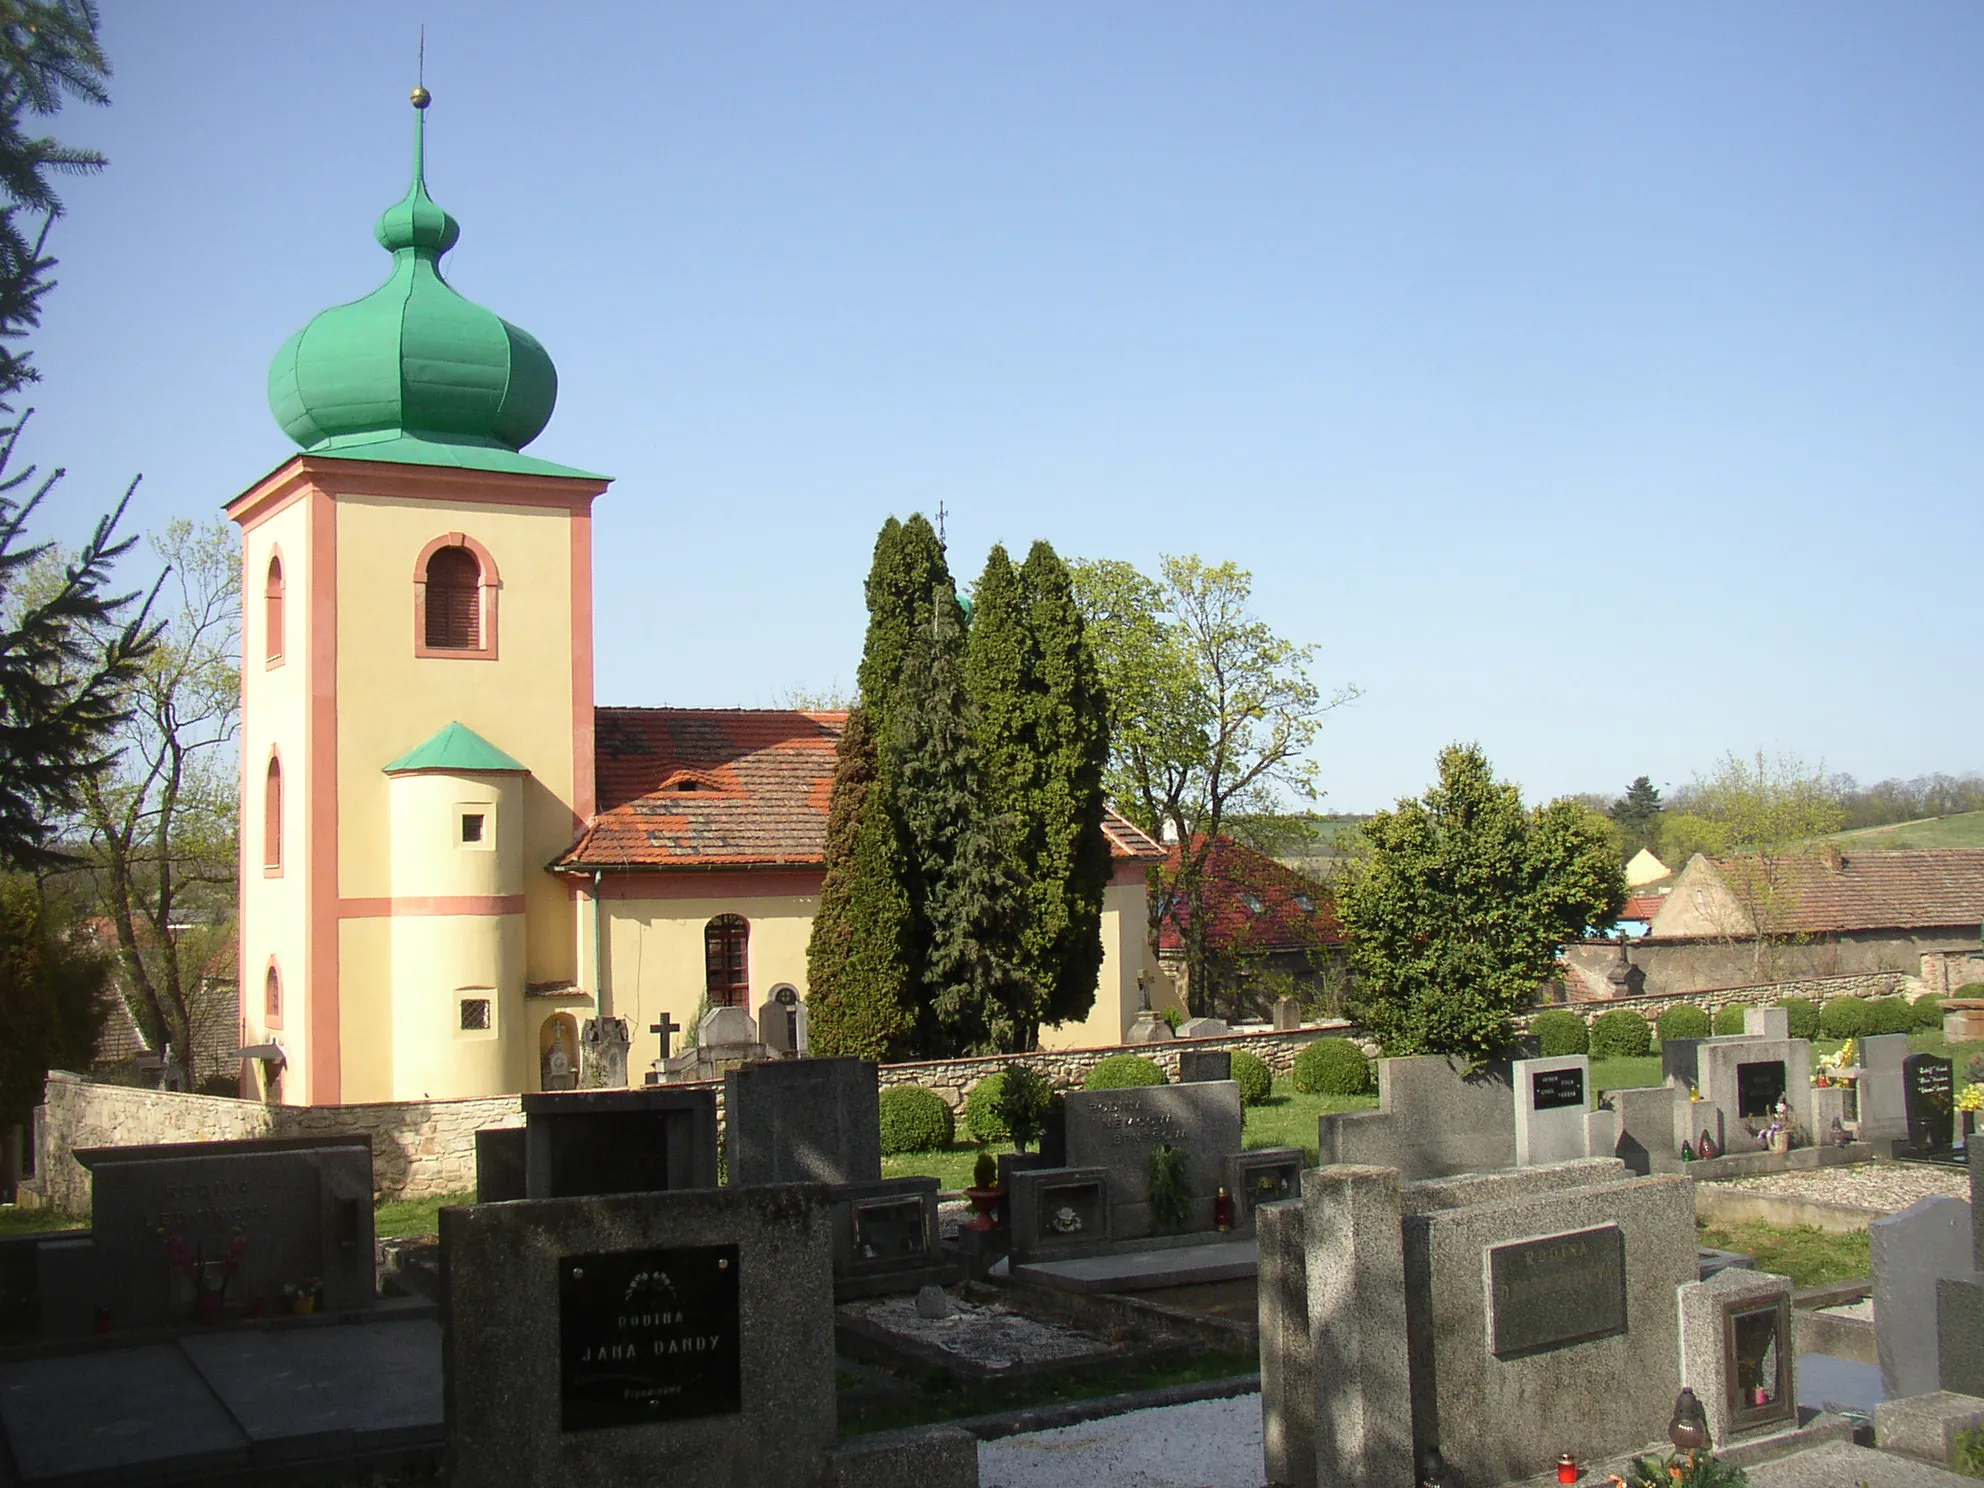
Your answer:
[230,89,609,1104]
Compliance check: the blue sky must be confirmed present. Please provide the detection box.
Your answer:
[26,3,1984,812]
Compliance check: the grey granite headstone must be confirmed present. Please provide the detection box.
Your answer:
[700,1005,756,1046]
[1301,1164,1413,1487]
[1063,1080,1243,1238]
[1609,1083,1684,1174]
[1874,1195,1975,1399]
[1678,1267,1796,1446]
[1692,1035,1814,1156]
[578,1017,631,1090]
[1513,1055,1596,1167]
[1123,1010,1174,1043]
[474,1126,526,1202]
[1272,997,1300,1031]
[1938,1272,1984,1396]
[1178,1048,1232,1083]
[77,1135,374,1328]
[1317,1055,1518,1180]
[522,1087,719,1199]
[1257,1197,1313,1488]
[828,1176,954,1299]
[1858,1033,1911,1146]
[757,985,808,1057]
[442,1184,836,1488]
[1176,1017,1229,1039]
[725,1057,881,1187]
[1744,1006,1790,1040]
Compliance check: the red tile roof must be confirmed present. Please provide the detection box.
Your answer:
[1703,848,1984,934]
[1618,894,1666,923]
[1154,835,1342,954]
[558,707,1165,872]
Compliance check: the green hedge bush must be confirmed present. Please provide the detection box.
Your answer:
[1657,1005,1711,1042]
[1529,1009,1589,1057]
[1912,995,1945,1031]
[878,1085,955,1155]
[1084,1054,1167,1090]
[1713,1004,1749,1036]
[963,1072,1016,1142]
[1775,997,1820,1040]
[1867,996,1914,1036]
[1229,1050,1273,1106]
[1590,1009,1652,1059]
[1290,1038,1372,1096]
[1820,996,1872,1040]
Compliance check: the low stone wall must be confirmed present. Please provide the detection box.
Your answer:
[1533,971,1913,1027]
[877,1024,1351,1109]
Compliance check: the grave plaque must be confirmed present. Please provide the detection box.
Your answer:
[849,1196,926,1270]
[559,1243,741,1431]
[1904,1054,1955,1153]
[1488,1224,1627,1358]
[1531,1067,1585,1112]
[1736,1059,1787,1119]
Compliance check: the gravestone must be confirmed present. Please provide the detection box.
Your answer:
[1063,1080,1243,1238]
[756,985,808,1058]
[1272,997,1300,1031]
[1008,1167,1112,1264]
[523,1088,719,1199]
[1124,1009,1174,1043]
[443,1185,836,1488]
[1903,1053,1957,1155]
[75,1135,375,1328]
[1223,1147,1303,1237]
[1176,1017,1229,1039]
[1512,1055,1616,1167]
[474,1126,526,1202]
[1857,1032,1911,1146]
[541,1038,577,1092]
[725,1057,880,1187]
[659,1006,771,1083]
[1178,1048,1232,1083]
[578,1017,630,1090]
[828,1175,955,1299]
[1317,1056,1517,1180]
[1690,1035,1815,1156]
[1743,1006,1790,1040]
[1678,1267,1796,1446]
[1662,1038,1705,1092]
[1872,1195,1975,1399]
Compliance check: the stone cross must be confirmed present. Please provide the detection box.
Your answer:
[650,1013,681,1063]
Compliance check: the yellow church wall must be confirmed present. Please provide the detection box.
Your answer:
[237,495,314,1100]
[387,913,528,1099]
[333,492,584,989]
[1037,874,1160,1050]
[602,891,818,1065]
[336,918,393,1101]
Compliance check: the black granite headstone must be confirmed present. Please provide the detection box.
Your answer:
[558,1242,741,1431]
[523,1088,719,1199]
[1178,1049,1232,1083]
[1903,1053,1955,1154]
[1736,1059,1787,1119]
[473,1127,525,1202]
[1531,1067,1586,1112]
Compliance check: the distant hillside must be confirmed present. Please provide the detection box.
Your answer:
[1822,811,1984,851]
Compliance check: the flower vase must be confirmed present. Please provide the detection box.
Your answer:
[194,1291,224,1326]
[964,1186,1001,1233]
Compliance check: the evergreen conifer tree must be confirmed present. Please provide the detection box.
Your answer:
[855,514,960,739]
[891,595,1031,1055]
[804,708,915,1058]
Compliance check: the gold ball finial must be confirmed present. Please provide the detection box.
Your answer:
[410,85,431,109]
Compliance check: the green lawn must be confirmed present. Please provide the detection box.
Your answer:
[374,1192,473,1239]
[1824,811,1984,851]
[0,1206,82,1236]
[1698,1220,1870,1288]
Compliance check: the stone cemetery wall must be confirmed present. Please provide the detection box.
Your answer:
[1535,966,1913,1021]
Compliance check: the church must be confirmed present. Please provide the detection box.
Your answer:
[231,92,1166,1106]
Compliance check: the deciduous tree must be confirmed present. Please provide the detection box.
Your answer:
[1338,744,1625,1059]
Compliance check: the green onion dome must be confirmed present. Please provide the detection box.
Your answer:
[268,91,557,458]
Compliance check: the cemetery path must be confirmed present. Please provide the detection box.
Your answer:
[976,1392,1262,1488]
[1716,1160,1969,1211]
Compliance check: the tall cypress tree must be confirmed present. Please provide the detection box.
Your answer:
[805,708,915,1059]
[891,595,1031,1055]
[855,514,960,739]
[1019,541,1112,1030]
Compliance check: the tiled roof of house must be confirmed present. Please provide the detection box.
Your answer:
[558,706,1166,871]
[1702,848,1984,934]
[1618,894,1666,923]
[1154,835,1343,954]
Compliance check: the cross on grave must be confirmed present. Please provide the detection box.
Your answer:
[650,1012,681,1063]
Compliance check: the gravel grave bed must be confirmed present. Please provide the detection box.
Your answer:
[1712,1158,1969,1211]
[841,1294,1115,1369]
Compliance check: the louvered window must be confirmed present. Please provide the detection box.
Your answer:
[424,546,481,649]
[704,915,750,1008]
[264,555,284,664]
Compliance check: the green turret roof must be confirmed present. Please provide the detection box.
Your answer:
[268,90,599,480]
[383,721,528,775]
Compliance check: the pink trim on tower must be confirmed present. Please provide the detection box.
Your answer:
[307,485,341,1104]
[235,529,252,1097]
[338,894,528,919]
[570,507,595,825]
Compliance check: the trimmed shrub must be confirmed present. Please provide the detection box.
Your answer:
[1912,995,1945,1032]
[1085,1054,1167,1090]
[997,1064,1053,1151]
[1657,1005,1711,1043]
[1590,1009,1653,1059]
[963,1071,1016,1142]
[1230,1050,1273,1106]
[879,1085,954,1155]
[1820,996,1872,1040]
[1290,1038,1373,1096]
[1713,1004,1749,1036]
[1955,982,1984,999]
[1867,996,1914,1036]
[1530,1009,1589,1057]
[1775,997,1820,1040]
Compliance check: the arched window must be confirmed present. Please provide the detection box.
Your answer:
[263,754,282,873]
[704,915,750,1008]
[264,553,285,666]
[424,545,481,650]
[264,963,282,1023]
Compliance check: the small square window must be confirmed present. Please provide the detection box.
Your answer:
[459,998,492,1031]
[461,812,485,844]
